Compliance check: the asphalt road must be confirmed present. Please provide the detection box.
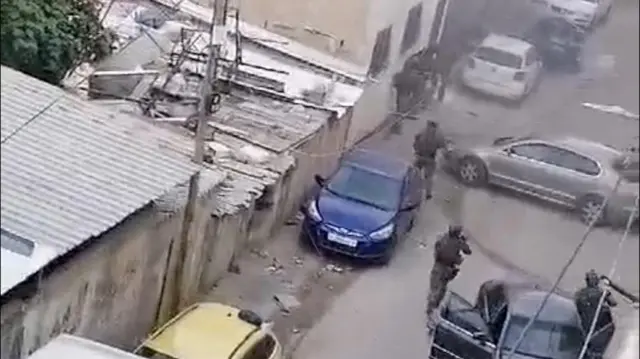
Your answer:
[293,3,639,358]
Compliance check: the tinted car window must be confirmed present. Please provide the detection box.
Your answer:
[447,309,491,335]
[548,148,600,175]
[444,294,491,336]
[501,315,583,359]
[510,143,554,163]
[475,46,523,69]
[327,166,403,211]
[242,334,276,359]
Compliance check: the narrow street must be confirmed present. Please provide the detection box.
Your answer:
[293,2,639,358]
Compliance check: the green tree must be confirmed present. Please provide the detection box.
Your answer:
[1,0,114,84]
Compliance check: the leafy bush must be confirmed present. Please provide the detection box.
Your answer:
[1,0,114,84]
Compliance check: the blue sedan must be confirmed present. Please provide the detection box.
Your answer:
[300,150,423,264]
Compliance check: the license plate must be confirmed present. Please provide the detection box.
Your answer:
[327,232,358,247]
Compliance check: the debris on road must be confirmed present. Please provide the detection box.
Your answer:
[266,257,285,274]
[324,263,344,273]
[251,248,270,259]
[227,262,241,274]
[293,256,304,266]
[273,294,301,314]
[286,212,304,225]
[582,102,639,121]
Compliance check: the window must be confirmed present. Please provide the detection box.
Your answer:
[501,315,583,358]
[428,0,448,45]
[510,143,554,163]
[242,334,277,359]
[548,148,600,175]
[443,293,492,336]
[368,26,393,77]
[474,47,523,69]
[401,4,423,53]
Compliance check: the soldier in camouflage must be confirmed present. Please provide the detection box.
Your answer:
[574,269,617,358]
[413,120,447,200]
[393,56,425,114]
[426,225,472,324]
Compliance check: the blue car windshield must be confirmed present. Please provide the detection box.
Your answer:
[326,166,402,211]
[501,315,583,359]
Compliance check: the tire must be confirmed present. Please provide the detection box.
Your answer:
[457,156,488,187]
[576,194,607,226]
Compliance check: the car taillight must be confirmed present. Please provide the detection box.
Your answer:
[467,58,475,68]
[513,71,525,81]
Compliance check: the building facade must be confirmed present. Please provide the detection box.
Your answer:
[235,0,446,145]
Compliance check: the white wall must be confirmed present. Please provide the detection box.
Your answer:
[346,0,438,146]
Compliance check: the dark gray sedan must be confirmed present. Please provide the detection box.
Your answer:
[443,135,638,226]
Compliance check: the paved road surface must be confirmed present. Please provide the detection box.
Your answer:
[293,3,639,358]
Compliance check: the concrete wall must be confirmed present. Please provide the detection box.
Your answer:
[0,109,352,359]
[346,0,439,147]
[236,0,371,66]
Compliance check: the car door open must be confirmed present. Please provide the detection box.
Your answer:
[430,292,494,359]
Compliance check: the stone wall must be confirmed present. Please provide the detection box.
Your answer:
[0,109,352,359]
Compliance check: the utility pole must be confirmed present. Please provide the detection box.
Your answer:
[157,0,228,325]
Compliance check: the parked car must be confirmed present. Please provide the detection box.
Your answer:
[461,34,543,103]
[428,280,596,359]
[136,303,283,359]
[442,135,638,226]
[29,334,146,359]
[523,16,586,71]
[545,0,613,28]
[300,149,422,265]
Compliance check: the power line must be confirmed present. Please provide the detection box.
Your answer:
[505,176,625,359]
[578,194,639,359]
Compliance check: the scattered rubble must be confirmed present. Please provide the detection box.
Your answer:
[292,256,304,266]
[227,262,241,274]
[251,248,270,259]
[286,212,305,225]
[324,263,344,273]
[273,294,301,314]
[266,257,285,274]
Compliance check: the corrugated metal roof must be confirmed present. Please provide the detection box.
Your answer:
[1,66,199,294]
[28,334,145,359]
[211,92,330,153]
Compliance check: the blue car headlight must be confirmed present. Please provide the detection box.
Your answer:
[306,200,322,222]
[369,223,395,240]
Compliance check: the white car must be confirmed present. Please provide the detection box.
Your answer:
[461,34,543,102]
[543,0,613,28]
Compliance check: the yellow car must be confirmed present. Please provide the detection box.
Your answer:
[136,302,283,359]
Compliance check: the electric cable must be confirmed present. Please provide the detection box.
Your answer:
[577,194,639,359]
[505,175,625,358]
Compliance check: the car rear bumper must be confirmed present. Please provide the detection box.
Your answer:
[461,71,526,100]
[301,219,393,259]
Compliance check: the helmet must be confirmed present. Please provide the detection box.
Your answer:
[448,225,463,238]
[585,269,599,287]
